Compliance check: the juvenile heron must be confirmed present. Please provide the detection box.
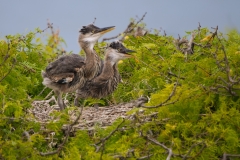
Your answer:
[42,24,115,110]
[74,41,134,104]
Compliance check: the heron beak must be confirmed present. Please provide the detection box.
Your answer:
[125,49,135,53]
[124,49,135,58]
[97,26,115,35]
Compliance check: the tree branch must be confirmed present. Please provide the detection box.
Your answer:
[222,153,240,160]
[137,154,153,160]
[174,31,196,59]
[143,135,173,160]
[39,107,83,156]
[94,119,125,152]
[102,12,147,42]
[142,81,179,108]
[197,22,201,38]
[182,141,205,160]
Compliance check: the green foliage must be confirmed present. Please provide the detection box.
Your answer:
[0,28,66,159]
[110,28,240,159]
[1,25,240,159]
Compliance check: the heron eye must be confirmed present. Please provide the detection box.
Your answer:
[117,49,121,52]
[91,30,95,34]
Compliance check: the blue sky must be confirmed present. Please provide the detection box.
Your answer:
[1,0,239,53]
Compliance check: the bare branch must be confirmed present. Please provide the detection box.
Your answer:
[192,142,206,159]
[44,90,54,100]
[168,71,185,80]
[143,135,173,160]
[94,119,125,152]
[92,17,96,24]
[197,22,201,37]
[218,35,238,84]
[37,87,47,97]
[119,12,147,41]
[207,29,240,96]
[137,154,153,160]
[195,64,211,76]
[174,31,196,59]
[102,12,147,42]
[103,22,134,42]
[134,26,148,37]
[163,30,167,36]
[174,38,188,52]
[182,141,205,160]
[187,31,196,54]
[222,153,240,160]
[102,34,121,42]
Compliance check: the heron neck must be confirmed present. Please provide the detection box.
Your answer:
[100,59,116,79]
[82,44,101,79]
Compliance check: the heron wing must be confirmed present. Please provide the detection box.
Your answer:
[45,54,85,83]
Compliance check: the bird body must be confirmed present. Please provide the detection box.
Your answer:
[75,59,120,99]
[75,41,134,103]
[42,54,85,91]
[42,24,115,110]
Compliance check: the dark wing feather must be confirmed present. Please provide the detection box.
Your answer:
[45,54,85,83]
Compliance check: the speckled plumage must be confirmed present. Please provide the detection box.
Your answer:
[74,41,134,105]
[42,24,115,110]
[75,62,121,99]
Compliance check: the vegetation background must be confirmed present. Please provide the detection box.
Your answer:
[0,17,240,159]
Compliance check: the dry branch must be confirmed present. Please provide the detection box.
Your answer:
[142,81,179,109]
[94,119,125,152]
[208,27,240,96]
[142,134,173,160]
[182,141,205,160]
[222,153,240,160]
[197,22,201,37]
[137,154,153,160]
[102,12,147,42]
[174,32,196,59]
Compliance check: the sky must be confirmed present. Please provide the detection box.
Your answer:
[0,0,240,53]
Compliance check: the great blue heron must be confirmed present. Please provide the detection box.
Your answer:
[74,41,134,104]
[42,24,115,110]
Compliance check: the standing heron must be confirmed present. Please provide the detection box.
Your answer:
[42,24,115,110]
[74,41,134,103]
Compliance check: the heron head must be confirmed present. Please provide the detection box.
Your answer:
[79,24,115,47]
[107,41,135,63]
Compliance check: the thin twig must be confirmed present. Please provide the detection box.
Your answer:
[197,22,201,38]
[94,119,125,152]
[92,17,96,24]
[143,135,173,160]
[137,154,153,160]
[44,90,54,100]
[102,12,147,42]
[142,81,179,108]
[119,12,147,41]
[37,87,47,97]
[182,141,205,160]
[222,153,240,160]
